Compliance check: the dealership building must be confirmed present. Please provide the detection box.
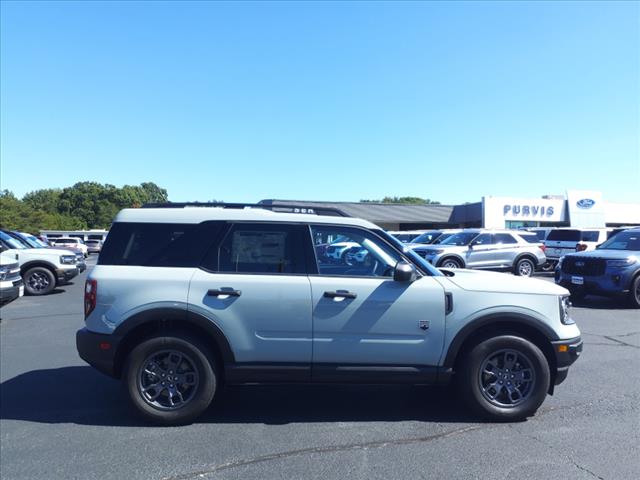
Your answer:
[261,190,640,231]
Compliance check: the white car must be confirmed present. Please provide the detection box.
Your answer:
[544,228,611,264]
[325,241,361,262]
[51,237,89,257]
[0,230,79,295]
[0,256,23,305]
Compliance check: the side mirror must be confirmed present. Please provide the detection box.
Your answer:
[394,261,417,282]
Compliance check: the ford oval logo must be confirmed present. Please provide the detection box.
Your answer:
[576,198,595,209]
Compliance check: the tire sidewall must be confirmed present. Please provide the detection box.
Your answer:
[440,258,461,269]
[24,267,56,296]
[630,275,640,308]
[124,335,217,425]
[458,335,550,421]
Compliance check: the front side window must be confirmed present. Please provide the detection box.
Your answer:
[440,232,478,246]
[213,223,306,274]
[311,225,401,277]
[471,233,493,246]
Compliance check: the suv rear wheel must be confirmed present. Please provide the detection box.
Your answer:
[456,335,550,421]
[124,334,217,425]
[514,258,535,277]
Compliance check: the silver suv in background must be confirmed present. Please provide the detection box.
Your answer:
[412,229,546,276]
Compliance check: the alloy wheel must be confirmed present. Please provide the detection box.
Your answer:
[138,350,200,410]
[478,349,536,408]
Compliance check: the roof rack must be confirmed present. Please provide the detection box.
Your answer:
[141,202,350,217]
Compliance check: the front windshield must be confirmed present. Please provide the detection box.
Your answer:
[597,231,640,251]
[439,232,478,246]
[25,234,48,247]
[0,231,26,249]
[17,233,42,248]
[377,230,442,276]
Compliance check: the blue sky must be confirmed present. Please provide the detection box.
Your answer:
[1,1,638,204]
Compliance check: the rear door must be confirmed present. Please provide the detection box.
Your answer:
[307,225,446,381]
[188,223,313,379]
[492,233,520,267]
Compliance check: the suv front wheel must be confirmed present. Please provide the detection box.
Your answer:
[124,334,218,425]
[456,335,550,421]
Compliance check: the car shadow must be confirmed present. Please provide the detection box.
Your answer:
[0,366,479,427]
[571,295,634,310]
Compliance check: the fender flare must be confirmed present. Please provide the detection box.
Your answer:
[442,312,558,368]
[20,260,59,275]
[513,252,541,268]
[113,307,235,365]
[437,254,466,268]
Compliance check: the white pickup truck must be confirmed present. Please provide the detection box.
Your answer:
[0,230,79,296]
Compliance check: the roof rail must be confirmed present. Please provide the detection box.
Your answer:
[140,202,350,217]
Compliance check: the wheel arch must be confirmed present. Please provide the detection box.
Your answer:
[112,308,235,379]
[443,313,559,390]
[514,252,540,267]
[437,254,465,268]
[20,261,58,277]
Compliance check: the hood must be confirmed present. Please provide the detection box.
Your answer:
[16,247,74,257]
[565,249,639,260]
[438,269,569,296]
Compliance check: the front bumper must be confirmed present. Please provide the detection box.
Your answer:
[0,280,24,305]
[551,336,583,386]
[56,267,79,283]
[555,270,634,296]
[76,328,122,378]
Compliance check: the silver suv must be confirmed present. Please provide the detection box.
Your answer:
[412,229,546,277]
[76,203,580,425]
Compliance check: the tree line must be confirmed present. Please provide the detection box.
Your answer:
[0,181,168,233]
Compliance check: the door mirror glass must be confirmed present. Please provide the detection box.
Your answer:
[393,261,417,282]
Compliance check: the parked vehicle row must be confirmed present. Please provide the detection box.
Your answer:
[0,229,84,298]
[386,229,546,277]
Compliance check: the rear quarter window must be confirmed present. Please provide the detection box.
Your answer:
[99,222,226,267]
[518,233,540,244]
[580,231,600,242]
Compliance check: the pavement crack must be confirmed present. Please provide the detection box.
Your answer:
[160,424,485,480]
[603,336,640,349]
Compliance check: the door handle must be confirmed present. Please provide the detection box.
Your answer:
[207,288,242,297]
[324,290,357,299]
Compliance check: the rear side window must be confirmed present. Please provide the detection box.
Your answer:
[202,223,306,274]
[546,230,580,242]
[494,233,517,244]
[99,222,225,267]
[580,231,599,242]
[518,233,540,244]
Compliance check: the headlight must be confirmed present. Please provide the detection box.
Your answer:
[0,266,9,281]
[606,257,637,268]
[559,296,574,325]
[60,255,76,265]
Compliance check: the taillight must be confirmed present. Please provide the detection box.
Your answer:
[85,279,97,318]
[539,244,546,253]
[576,243,588,252]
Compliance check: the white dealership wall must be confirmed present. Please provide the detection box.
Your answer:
[483,191,640,228]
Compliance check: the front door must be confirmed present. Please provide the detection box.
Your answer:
[308,225,446,381]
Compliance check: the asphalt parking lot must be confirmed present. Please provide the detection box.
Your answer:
[1,261,639,480]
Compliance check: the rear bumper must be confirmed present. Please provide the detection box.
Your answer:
[76,328,121,378]
[551,336,583,386]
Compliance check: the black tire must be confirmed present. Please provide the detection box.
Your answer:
[569,288,586,301]
[123,334,217,425]
[456,335,550,421]
[514,258,535,277]
[23,267,56,296]
[439,257,462,269]
[629,275,640,308]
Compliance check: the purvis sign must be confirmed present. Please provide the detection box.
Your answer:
[503,204,555,217]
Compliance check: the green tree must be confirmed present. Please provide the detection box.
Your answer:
[360,196,441,205]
